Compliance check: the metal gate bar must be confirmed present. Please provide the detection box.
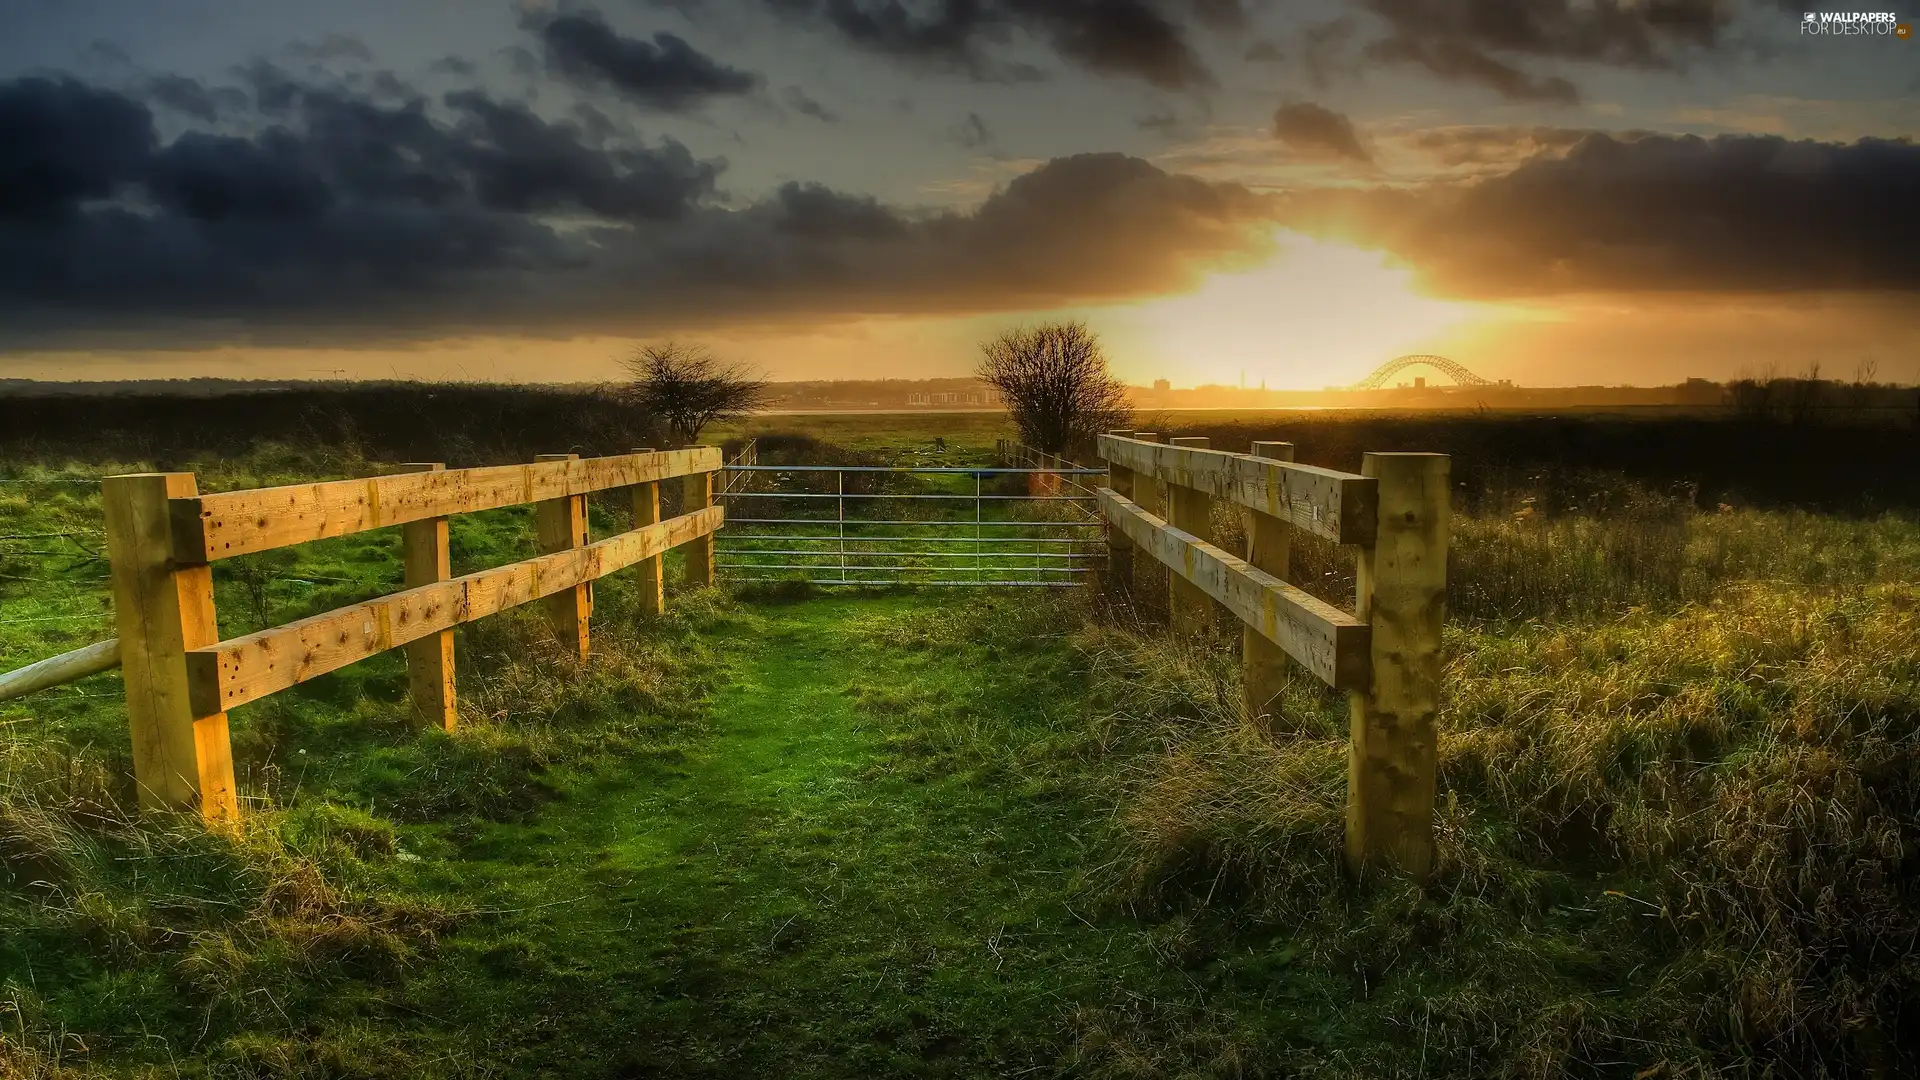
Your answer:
[717,462,1106,587]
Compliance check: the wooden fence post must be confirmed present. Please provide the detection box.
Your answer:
[1128,433,1163,604]
[399,463,457,729]
[534,453,591,659]
[683,454,715,587]
[1103,431,1135,591]
[1244,441,1295,732]
[1165,437,1214,635]
[102,472,239,821]
[1346,452,1450,881]
[631,448,665,615]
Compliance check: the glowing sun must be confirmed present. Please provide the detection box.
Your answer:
[1113,231,1504,389]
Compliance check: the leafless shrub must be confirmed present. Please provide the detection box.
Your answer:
[620,342,768,448]
[976,322,1130,456]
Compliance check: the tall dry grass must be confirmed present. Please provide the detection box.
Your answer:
[1229,484,1920,623]
[1087,493,1920,1077]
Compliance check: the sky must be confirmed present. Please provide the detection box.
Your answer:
[1,0,1916,389]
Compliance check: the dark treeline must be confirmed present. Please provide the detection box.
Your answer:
[0,384,659,467]
[1149,413,1920,515]
[5,383,1917,513]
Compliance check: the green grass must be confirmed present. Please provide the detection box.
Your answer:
[5,427,1918,1078]
[1,583,1339,1079]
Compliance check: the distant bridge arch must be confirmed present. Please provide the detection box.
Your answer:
[1354,355,1493,390]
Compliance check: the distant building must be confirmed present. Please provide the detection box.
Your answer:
[1152,378,1171,393]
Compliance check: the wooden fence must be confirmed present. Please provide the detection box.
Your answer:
[1096,432,1449,881]
[4,448,724,823]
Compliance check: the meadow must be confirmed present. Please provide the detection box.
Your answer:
[2,388,1917,1078]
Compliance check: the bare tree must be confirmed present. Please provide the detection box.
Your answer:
[621,342,768,447]
[1785,360,1824,426]
[976,322,1131,456]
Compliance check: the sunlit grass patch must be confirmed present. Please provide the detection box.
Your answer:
[1081,517,1920,1076]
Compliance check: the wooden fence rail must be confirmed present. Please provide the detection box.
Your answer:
[1095,432,1449,881]
[2,448,724,823]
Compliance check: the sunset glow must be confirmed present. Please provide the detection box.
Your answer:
[0,3,1912,384]
[1114,233,1506,389]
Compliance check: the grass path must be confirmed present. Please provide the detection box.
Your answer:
[376,594,1301,1078]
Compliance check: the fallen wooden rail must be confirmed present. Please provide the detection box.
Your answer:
[27,447,732,823]
[1097,432,1448,882]
[0,638,120,703]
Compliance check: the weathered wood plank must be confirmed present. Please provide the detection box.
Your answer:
[1127,433,1165,603]
[187,506,724,715]
[631,448,664,615]
[1099,489,1368,690]
[172,447,723,562]
[105,473,238,821]
[1243,441,1296,729]
[1096,434,1375,545]
[535,454,591,659]
[1345,452,1449,882]
[399,463,458,729]
[1165,437,1216,636]
[1102,431,1136,588]
[682,461,715,588]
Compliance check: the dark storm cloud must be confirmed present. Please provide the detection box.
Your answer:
[1329,133,1920,295]
[1403,124,1601,167]
[1272,102,1370,163]
[443,91,723,220]
[1366,36,1578,103]
[949,111,993,149]
[1299,17,1361,89]
[1358,0,1733,102]
[0,76,155,218]
[1366,0,1726,67]
[0,72,712,336]
[283,35,375,63]
[1135,110,1185,135]
[429,56,479,78]
[1186,0,1245,29]
[0,71,1273,346]
[525,8,760,110]
[1035,0,1213,88]
[782,85,839,122]
[771,181,907,238]
[768,0,1212,89]
[765,0,1039,82]
[143,74,242,123]
[12,55,1911,354]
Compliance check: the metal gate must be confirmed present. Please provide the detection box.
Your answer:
[716,462,1107,586]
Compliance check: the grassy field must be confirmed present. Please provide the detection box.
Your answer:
[3,401,1917,1077]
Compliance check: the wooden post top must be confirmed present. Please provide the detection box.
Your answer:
[1249,441,1295,460]
[1168,436,1210,448]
